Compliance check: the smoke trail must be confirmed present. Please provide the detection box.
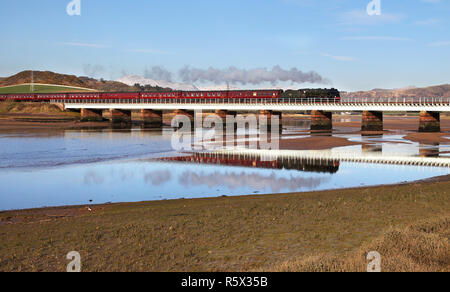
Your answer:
[178,65,329,85]
[144,66,173,82]
[82,64,105,78]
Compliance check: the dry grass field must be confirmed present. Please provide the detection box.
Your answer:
[264,216,449,272]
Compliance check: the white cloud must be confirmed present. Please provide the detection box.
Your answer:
[341,36,413,41]
[338,10,405,26]
[59,42,108,48]
[414,18,442,26]
[322,54,356,62]
[428,41,450,47]
[128,49,168,55]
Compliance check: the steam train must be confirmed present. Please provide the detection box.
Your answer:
[0,88,341,102]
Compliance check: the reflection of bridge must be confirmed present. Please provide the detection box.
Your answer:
[61,98,450,133]
[210,149,450,168]
[157,152,340,174]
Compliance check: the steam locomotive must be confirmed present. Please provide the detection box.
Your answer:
[0,88,341,102]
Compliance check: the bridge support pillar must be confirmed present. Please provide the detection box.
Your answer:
[259,110,282,133]
[104,109,132,124]
[214,110,237,131]
[137,109,163,127]
[419,144,440,157]
[81,108,104,122]
[172,110,195,129]
[362,111,383,132]
[362,144,382,153]
[311,110,332,132]
[419,111,440,132]
[215,110,237,119]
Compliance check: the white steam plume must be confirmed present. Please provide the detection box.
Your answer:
[178,65,330,85]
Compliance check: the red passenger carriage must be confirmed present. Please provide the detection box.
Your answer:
[0,89,332,102]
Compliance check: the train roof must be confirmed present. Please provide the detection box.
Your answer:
[182,89,283,92]
[1,89,285,95]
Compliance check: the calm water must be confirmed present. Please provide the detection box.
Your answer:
[0,128,449,211]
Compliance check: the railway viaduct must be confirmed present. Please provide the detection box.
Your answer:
[59,97,450,133]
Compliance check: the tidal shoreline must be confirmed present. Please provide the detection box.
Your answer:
[2,173,449,214]
[0,174,448,272]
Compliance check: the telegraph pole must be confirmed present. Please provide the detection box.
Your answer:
[30,70,34,92]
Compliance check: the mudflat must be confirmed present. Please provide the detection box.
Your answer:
[0,175,449,272]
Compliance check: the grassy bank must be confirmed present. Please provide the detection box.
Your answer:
[0,101,80,122]
[265,216,449,272]
[0,101,63,115]
[0,176,449,272]
[0,84,94,94]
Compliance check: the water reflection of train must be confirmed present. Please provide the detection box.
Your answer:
[158,152,340,174]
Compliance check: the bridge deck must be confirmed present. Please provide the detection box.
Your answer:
[61,98,450,112]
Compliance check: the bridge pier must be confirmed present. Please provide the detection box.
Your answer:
[81,109,104,122]
[137,109,163,127]
[311,110,332,132]
[419,111,440,132]
[104,109,132,124]
[215,110,237,119]
[362,144,382,153]
[362,111,383,132]
[419,144,440,157]
[259,110,282,133]
[214,110,237,130]
[172,109,195,129]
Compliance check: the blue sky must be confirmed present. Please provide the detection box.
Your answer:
[0,0,449,91]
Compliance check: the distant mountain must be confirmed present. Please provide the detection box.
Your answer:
[342,84,450,99]
[117,75,198,91]
[0,71,136,92]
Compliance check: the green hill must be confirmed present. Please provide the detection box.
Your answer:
[0,70,137,93]
[0,84,95,94]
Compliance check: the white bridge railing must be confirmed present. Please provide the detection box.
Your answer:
[60,97,450,112]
